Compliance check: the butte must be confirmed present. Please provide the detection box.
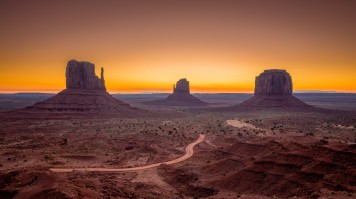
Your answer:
[22,60,144,116]
[144,78,208,106]
[239,69,310,108]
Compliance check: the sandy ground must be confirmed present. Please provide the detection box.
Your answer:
[226,119,260,129]
[50,134,204,172]
[0,108,355,198]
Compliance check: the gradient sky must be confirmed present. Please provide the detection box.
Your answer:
[1,0,355,93]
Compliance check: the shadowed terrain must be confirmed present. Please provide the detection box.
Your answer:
[0,107,355,198]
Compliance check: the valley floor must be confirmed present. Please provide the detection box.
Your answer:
[0,108,355,198]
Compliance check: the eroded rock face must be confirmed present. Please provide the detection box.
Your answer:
[173,78,190,94]
[239,69,309,107]
[255,69,292,96]
[66,60,106,91]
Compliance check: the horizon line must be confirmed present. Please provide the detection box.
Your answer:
[0,90,355,94]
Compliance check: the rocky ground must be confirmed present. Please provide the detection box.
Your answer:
[0,107,355,199]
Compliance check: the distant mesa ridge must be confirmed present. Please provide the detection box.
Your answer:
[240,69,310,107]
[144,78,207,106]
[24,60,143,115]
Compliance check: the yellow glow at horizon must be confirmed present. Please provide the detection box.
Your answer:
[1,57,355,93]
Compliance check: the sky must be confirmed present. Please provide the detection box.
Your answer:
[0,0,356,93]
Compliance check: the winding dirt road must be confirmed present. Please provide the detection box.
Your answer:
[50,134,205,173]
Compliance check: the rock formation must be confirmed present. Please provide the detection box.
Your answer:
[173,78,190,94]
[254,69,292,96]
[240,69,309,107]
[25,60,144,116]
[144,78,207,106]
[66,60,106,90]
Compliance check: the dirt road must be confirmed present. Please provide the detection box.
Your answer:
[50,134,205,173]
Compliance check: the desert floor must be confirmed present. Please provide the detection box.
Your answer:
[0,96,355,198]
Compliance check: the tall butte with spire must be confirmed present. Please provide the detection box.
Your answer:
[65,60,106,90]
[144,78,207,106]
[26,60,143,115]
[240,69,310,107]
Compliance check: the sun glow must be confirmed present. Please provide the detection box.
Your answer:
[1,1,355,93]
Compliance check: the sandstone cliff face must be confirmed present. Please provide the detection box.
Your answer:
[173,78,190,94]
[66,60,106,91]
[240,69,309,107]
[255,69,292,96]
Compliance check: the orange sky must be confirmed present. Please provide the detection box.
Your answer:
[1,0,355,93]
